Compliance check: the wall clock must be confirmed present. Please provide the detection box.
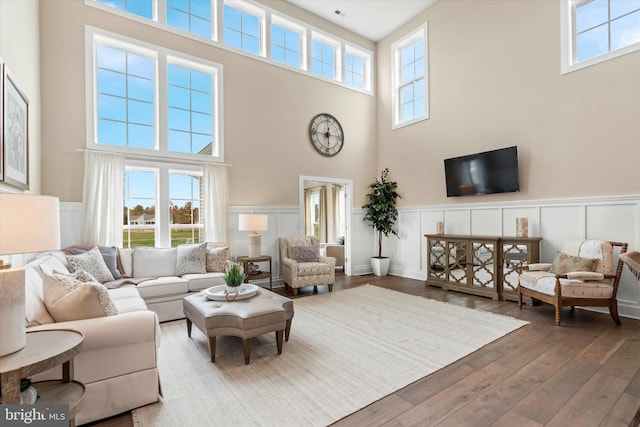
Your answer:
[308,113,344,157]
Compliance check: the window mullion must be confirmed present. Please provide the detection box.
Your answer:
[157,54,167,152]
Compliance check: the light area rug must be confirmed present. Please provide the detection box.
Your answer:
[132,285,528,426]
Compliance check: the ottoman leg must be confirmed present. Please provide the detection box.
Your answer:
[276,330,284,355]
[285,319,292,342]
[186,318,192,337]
[209,336,217,363]
[243,339,252,364]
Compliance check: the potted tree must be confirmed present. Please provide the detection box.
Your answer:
[362,168,401,276]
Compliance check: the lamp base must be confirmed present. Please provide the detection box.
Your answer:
[0,268,26,357]
[248,233,261,258]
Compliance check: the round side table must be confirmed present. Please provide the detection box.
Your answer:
[0,329,85,427]
[237,255,273,290]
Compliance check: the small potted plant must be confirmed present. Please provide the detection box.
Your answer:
[362,168,401,276]
[224,259,247,299]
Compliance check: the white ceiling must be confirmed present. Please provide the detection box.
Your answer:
[285,0,437,42]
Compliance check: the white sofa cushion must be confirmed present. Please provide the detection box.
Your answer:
[181,272,226,292]
[133,247,177,278]
[135,276,189,298]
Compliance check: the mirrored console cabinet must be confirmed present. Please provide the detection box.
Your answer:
[425,234,542,302]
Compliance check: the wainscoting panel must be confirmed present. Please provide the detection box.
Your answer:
[502,207,539,237]
[443,209,471,235]
[470,208,502,236]
[397,210,422,272]
[56,195,640,319]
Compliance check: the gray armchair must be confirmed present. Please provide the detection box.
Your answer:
[279,236,335,296]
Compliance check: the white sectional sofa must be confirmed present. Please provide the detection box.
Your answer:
[22,243,228,424]
[118,245,227,322]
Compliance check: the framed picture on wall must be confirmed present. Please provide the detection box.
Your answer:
[2,66,29,190]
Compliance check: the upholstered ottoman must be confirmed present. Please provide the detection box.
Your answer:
[183,289,294,364]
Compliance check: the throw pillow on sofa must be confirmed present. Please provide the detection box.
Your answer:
[176,243,208,275]
[71,246,122,280]
[66,247,115,283]
[206,246,230,272]
[43,272,118,322]
[550,252,596,275]
[289,245,319,262]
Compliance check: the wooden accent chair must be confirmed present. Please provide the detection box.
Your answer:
[279,236,335,296]
[517,240,628,326]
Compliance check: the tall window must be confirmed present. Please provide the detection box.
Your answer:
[97,0,153,19]
[169,172,202,245]
[271,19,302,68]
[166,0,212,39]
[123,169,157,248]
[223,2,262,55]
[311,36,337,80]
[392,24,428,128]
[562,0,640,73]
[96,44,155,149]
[88,29,223,248]
[167,64,214,155]
[88,28,223,161]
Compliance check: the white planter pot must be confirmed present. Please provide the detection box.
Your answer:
[371,257,390,276]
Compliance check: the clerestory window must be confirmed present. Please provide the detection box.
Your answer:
[562,0,640,73]
[166,0,213,39]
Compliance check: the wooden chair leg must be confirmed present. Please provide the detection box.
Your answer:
[186,318,192,337]
[555,305,561,326]
[517,287,523,309]
[276,330,283,355]
[610,300,622,325]
[328,283,333,292]
[292,288,299,296]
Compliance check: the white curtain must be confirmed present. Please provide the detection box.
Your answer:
[203,163,229,243]
[81,151,125,247]
[304,189,313,236]
[319,186,327,243]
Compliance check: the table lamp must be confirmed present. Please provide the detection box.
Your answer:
[238,214,268,258]
[0,193,60,357]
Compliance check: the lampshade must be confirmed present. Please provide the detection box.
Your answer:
[238,214,268,232]
[0,193,60,357]
[0,194,61,255]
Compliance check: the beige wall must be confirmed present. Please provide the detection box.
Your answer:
[39,0,377,205]
[377,0,640,207]
[0,0,41,194]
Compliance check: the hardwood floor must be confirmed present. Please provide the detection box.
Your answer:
[88,273,640,426]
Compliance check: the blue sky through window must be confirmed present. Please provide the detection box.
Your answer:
[576,0,640,62]
[311,40,335,79]
[98,0,153,19]
[272,24,301,68]
[166,0,212,39]
[224,4,261,54]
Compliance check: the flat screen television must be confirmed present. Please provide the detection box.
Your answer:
[444,146,520,197]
